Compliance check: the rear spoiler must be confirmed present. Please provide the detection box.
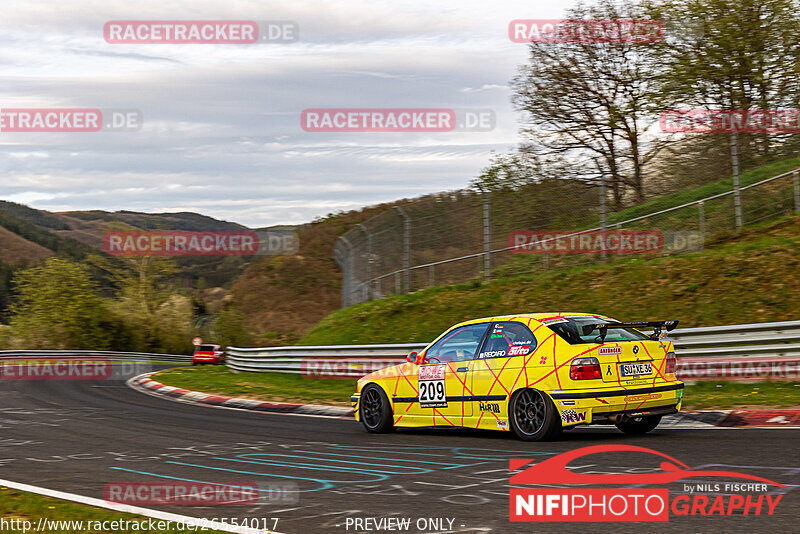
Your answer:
[581,320,679,342]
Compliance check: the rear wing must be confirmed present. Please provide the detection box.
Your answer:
[581,320,679,342]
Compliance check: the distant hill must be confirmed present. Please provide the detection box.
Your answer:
[0,202,262,317]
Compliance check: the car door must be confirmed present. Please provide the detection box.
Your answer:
[469,321,539,421]
[409,322,490,419]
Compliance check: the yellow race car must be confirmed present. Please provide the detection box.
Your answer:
[351,313,683,441]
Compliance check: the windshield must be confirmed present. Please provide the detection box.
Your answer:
[543,318,649,345]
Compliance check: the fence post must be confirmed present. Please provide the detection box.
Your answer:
[335,236,353,307]
[730,131,743,230]
[480,187,491,281]
[600,174,607,261]
[357,224,372,301]
[394,206,411,293]
[698,201,705,238]
[794,170,800,215]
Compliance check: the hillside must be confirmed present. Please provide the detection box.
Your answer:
[0,202,264,317]
[230,206,391,344]
[299,214,800,345]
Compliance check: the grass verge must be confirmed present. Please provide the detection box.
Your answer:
[154,365,356,407]
[152,367,799,410]
[0,487,228,533]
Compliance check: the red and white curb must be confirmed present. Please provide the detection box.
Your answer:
[128,373,799,428]
[127,373,354,418]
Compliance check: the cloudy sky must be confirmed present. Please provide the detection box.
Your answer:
[0,0,575,227]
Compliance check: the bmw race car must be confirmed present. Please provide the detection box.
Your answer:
[351,313,683,441]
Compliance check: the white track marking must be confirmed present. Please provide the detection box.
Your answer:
[0,478,283,534]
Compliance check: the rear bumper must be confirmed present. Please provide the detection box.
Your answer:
[550,381,683,426]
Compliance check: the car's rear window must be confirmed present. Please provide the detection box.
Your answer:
[542,317,649,345]
[197,345,216,351]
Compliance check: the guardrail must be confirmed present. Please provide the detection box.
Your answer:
[227,320,800,381]
[0,350,191,363]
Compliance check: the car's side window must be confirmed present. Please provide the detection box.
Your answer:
[478,322,537,359]
[424,323,489,363]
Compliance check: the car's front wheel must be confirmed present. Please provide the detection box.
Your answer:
[360,384,394,433]
[509,388,561,441]
[615,415,662,435]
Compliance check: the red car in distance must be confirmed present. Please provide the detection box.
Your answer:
[192,344,225,365]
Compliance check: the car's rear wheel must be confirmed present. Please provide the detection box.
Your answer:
[509,388,561,441]
[360,384,394,433]
[615,414,662,435]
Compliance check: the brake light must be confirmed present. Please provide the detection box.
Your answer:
[570,357,601,380]
[665,351,677,374]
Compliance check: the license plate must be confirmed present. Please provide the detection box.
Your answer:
[620,362,652,377]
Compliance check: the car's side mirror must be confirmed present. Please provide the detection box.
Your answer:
[406,352,419,364]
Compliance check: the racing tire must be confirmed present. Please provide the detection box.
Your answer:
[615,415,662,435]
[509,388,561,441]
[360,384,394,433]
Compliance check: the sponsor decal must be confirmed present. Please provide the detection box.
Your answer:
[508,345,531,357]
[510,230,663,255]
[481,350,507,358]
[560,410,587,424]
[509,445,785,523]
[559,400,576,406]
[599,346,622,356]
[418,364,447,408]
[418,365,446,381]
[104,481,259,505]
[497,420,509,430]
[479,402,501,414]
[625,393,662,402]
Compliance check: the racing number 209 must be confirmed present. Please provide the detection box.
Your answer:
[419,380,446,406]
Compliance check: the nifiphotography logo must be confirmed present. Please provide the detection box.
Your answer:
[509,445,785,522]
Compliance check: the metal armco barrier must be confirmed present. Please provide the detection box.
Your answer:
[227,320,800,381]
[0,350,191,363]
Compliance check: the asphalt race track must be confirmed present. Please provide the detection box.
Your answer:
[1,367,798,534]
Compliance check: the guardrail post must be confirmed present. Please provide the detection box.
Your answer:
[794,170,800,215]
[429,265,435,287]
